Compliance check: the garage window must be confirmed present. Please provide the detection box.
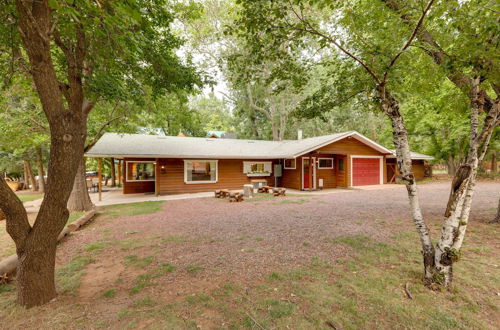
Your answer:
[318,158,334,169]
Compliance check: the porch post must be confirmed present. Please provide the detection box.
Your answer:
[98,157,103,201]
[110,157,116,187]
[117,160,122,185]
[155,158,159,196]
[308,154,313,191]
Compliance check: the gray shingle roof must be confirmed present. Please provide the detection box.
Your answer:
[85,131,394,159]
[387,150,435,160]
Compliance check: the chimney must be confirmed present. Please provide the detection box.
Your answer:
[297,129,303,140]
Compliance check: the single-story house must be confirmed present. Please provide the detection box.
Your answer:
[85,131,433,195]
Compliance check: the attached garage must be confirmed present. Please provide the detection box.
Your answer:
[351,156,383,186]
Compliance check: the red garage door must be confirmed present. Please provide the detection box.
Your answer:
[352,158,380,186]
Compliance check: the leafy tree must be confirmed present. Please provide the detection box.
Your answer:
[234,0,498,288]
[0,0,200,307]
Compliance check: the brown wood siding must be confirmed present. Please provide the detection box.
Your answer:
[281,158,302,190]
[413,160,426,179]
[317,137,383,155]
[158,159,275,195]
[123,158,156,194]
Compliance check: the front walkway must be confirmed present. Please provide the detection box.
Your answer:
[89,184,403,206]
[89,188,213,206]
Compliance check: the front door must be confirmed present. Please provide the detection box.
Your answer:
[302,157,316,190]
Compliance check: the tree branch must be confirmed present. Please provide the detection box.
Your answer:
[84,112,124,152]
[247,84,272,119]
[383,0,435,83]
[0,177,31,246]
[286,2,382,84]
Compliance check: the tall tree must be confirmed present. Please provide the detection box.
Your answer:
[0,0,200,307]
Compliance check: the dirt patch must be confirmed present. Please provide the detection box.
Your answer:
[79,258,125,300]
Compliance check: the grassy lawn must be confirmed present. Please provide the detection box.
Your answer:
[17,193,43,202]
[0,198,498,329]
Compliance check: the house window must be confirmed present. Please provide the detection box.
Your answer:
[126,162,156,182]
[251,163,264,172]
[243,161,272,176]
[338,158,345,171]
[184,160,218,184]
[318,158,334,169]
[284,159,296,169]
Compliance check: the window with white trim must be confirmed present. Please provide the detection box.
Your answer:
[126,162,156,182]
[243,161,272,175]
[184,160,218,183]
[318,158,334,169]
[284,159,296,169]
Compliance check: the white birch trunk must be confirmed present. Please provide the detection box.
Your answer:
[380,88,435,282]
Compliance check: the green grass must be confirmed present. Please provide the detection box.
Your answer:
[185,264,204,274]
[154,263,176,277]
[84,240,110,254]
[129,274,153,295]
[57,255,94,294]
[97,201,164,221]
[102,289,116,298]
[133,296,156,307]
[272,199,308,205]
[124,255,154,268]
[161,234,188,243]
[67,211,86,224]
[17,194,43,202]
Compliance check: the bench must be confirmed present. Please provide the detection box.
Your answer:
[215,189,230,198]
[258,185,273,193]
[272,187,286,196]
[228,191,243,202]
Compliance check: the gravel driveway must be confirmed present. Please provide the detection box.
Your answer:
[54,181,499,300]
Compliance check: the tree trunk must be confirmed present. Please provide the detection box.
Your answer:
[491,152,497,172]
[24,159,38,192]
[23,161,29,190]
[36,147,46,193]
[0,0,92,308]
[446,155,457,176]
[16,238,58,307]
[433,77,496,288]
[110,157,116,187]
[67,157,94,212]
[378,87,435,283]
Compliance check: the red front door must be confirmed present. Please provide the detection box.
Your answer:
[352,158,380,186]
[303,158,314,189]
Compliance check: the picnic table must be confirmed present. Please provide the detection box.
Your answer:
[258,185,273,193]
